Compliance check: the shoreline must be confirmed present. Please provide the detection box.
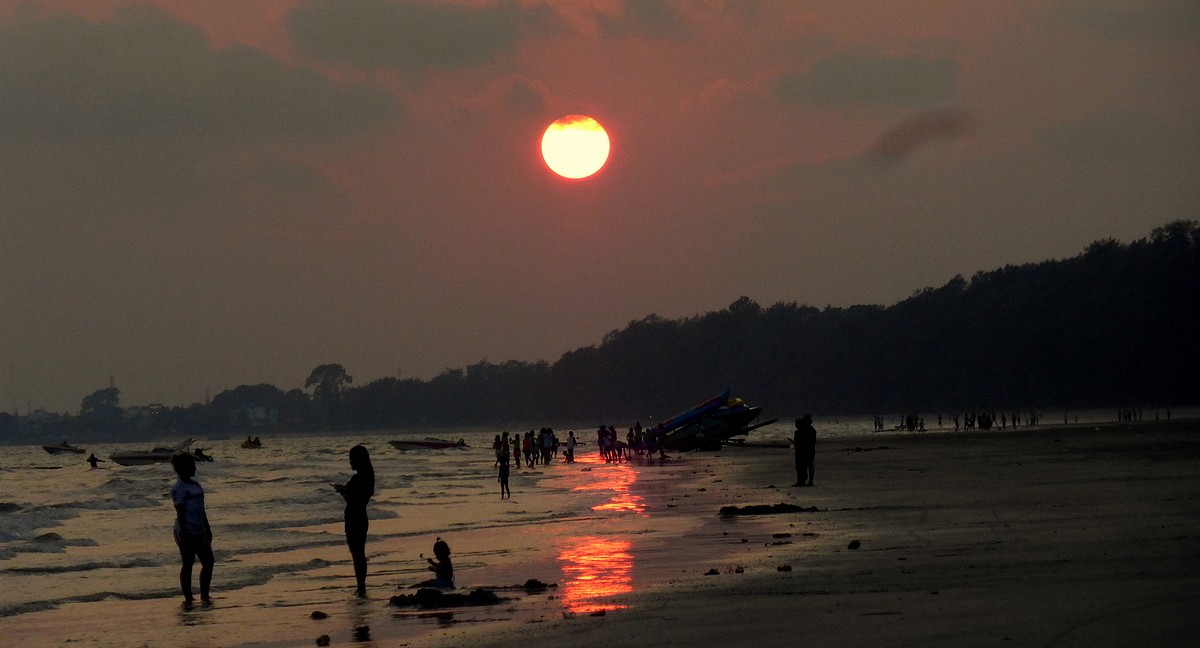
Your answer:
[409,418,1200,648]
[2,419,1197,646]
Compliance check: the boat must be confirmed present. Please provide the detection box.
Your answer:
[110,439,196,466]
[241,438,263,449]
[655,390,766,452]
[42,441,86,455]
[389,437,469,451]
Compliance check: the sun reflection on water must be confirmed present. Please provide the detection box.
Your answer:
[557,536,633,613]
[570,460,646,514]
[555,451,653,612]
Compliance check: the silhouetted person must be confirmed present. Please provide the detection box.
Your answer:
[498,456,511,498]
[793,415,816,487]
[170,452,213,605]
[333,445,374,596]
[424,537,454,588]
[86,453,102,468]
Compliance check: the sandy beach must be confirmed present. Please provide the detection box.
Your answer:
[418,420,1200,648]
[3,419,1198,647]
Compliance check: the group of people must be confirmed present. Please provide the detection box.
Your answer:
[166,415,825,605]
[596,423,670,462]
[169,444,452,605]
[491,429,573,497]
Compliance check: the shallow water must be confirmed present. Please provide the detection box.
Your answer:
[0,408,1185,644]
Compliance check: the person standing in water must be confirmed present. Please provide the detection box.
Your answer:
[793,415,817,487]
[333,445,374,596]
[170,452,214,605]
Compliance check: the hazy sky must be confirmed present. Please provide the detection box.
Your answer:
[2,0,1197,413]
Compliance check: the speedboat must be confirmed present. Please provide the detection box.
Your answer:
[654,389,766,451]
[389,438,468,451]
[110,439,195,466]
[43,441,86,455]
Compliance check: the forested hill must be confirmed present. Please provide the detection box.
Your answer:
[17,221,1198,439]
[338,220,1198,426]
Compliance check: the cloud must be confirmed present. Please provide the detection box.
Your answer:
[1037,109,1194,160]
[596,0,689,39]
[871,108,972,164]
[1055,0,1200,41]
[0,7,394,143]
[776,53,959,106]
[287,0,522,71]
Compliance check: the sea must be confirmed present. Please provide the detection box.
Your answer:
[0,408,1182,645]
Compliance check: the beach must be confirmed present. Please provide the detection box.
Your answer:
[2,419,1198,647]
[421,420,1200,648]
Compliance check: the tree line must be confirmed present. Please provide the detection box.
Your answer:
[7,221,1197,440]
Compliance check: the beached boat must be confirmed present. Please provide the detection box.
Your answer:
[110,439,196,466]
[655,390,766,452]
[661,404,765,451]
[389,438,469,451]
[42,441,86,455]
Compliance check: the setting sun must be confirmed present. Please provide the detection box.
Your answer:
[541,115,610,179]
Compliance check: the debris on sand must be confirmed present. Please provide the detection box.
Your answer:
[718,503,819,516]
[390,588,503,609]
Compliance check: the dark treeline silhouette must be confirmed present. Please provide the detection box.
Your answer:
[7,221,1198,440]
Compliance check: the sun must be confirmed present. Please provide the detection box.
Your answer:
[541,115,610,179]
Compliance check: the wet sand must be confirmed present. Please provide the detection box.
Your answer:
[4,420,1198,647]
[414,419,1200,648]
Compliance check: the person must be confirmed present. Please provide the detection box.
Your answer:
[424,537,454,588]
[565,430,576,463]
[793,414,817,487]
[86,453,103,468]
[170,451,214,605]
[333,445,374,595]
[498,446,511,499]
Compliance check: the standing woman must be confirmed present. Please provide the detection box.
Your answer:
[333,444,374,595]
[171,452,214,605]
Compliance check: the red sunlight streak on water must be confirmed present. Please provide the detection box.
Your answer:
[570,462,645,514]
[557,536,633,614]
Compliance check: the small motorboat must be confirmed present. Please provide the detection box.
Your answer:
[241,437,263,449]
[389,438,468,451]
[43,441,86,455]
[110,439,195,466]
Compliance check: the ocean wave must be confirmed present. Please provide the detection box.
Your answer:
[3,555,160,574]
[0,502,23,513]
[0,557,339,618]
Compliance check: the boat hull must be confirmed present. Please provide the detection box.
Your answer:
[110,439,196,466]
[662,406,763,451]
[43,444,86,455]
[109,452,174,466]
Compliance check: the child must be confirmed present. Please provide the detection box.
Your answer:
[498,456,511,498]
[333,445,374,596]
[171,452,214,605]
[424,537,454,588]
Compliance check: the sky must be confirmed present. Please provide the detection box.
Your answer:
[1,0,1197,414]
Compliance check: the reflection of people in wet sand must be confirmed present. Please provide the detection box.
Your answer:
[86,453,103,468]
[170,452,214,605]
[793,415,816,487]
[423,537,454,588]
[333,445,374,596]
